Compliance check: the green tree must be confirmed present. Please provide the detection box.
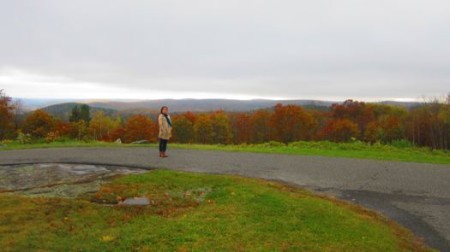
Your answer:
[172,115,194,143]
[88,111,121,141]
[69,105,81,122]
[80,104,91,123]
[70,120,89,141]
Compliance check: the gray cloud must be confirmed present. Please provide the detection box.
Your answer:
[0,0,449,100]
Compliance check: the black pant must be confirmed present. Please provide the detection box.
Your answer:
[159,139,168,152]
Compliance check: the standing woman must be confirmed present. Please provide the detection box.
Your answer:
[158,106,172,158]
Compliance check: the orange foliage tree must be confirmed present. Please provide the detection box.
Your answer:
[364,105,407,143]
[54,121,72,138]
[22,110,56,138]
[194,114,213,144]
[377,115,405,143]
[123,115,155,143]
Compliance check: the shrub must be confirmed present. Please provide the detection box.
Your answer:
[390,139,414,149]
[17,132,32,144]
[260,141,286,148]
[45,131,60,143]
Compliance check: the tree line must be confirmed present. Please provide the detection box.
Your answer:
[1,90,449,149]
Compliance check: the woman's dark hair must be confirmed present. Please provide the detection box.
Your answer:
[160,106,168,114]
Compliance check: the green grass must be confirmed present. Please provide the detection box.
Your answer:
[0,170,431,251]
[1,139,449,164]
[0,140,131,149]
[170,141,450,165]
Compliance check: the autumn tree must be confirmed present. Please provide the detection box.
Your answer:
[210,111,232,144]
[123,114,155,143]
[408,99,450,149]
[172,113,195,143]
[250,109,272,143]
[365,105,407,143]
[68,120,88,140]
[11,99,25,134]
[364,121,381,143]
[110,127,126,142]
[194,114,213,144]
[380,116,405,143]
[54,121,72,138]
[270,104,316,143]
[0,90,15,140]
[322,119,360,142]
[88,111,122,141]
[330,100,375,137]
[22,109,56,138]
[231,113,251,144]
[309,110,329,141]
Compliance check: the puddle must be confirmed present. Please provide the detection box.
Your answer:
[119,197,151,206]
[0,163,147,198]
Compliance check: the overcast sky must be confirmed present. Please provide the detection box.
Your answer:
[0,0,449,101]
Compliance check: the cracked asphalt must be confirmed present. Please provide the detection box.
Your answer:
[0,147,449,251]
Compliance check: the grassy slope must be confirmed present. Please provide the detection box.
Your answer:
[0,170,431,251]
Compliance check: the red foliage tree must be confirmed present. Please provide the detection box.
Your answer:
[54,121,72,138]
[231,113,251,144]
[270,104,316,143]
[249,109,272,143]
[322,119,360,142]
[330,100,375,137]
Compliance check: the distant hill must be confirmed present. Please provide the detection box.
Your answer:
[87,99,422,112]
[88,99,336,113]
[16,98,85,111]
[42,103,118,121]
[35,99,335,120]
[29,98,423,120]
[378,100,422,108]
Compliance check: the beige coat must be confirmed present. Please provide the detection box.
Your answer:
[158,114,172,140]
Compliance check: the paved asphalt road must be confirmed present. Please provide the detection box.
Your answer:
[0,147,449,251]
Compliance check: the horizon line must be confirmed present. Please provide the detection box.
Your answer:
[11,96,420,103]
